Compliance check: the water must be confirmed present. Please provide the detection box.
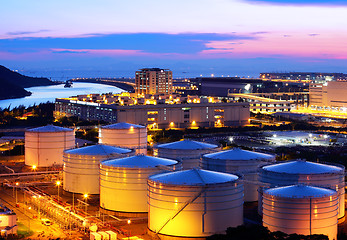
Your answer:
[0,82,122,110]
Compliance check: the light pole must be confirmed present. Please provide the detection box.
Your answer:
[56,181,61,202]
[83,193,88,213]
[15,182,19,205]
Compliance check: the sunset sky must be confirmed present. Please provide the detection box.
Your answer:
[1,0,347,79]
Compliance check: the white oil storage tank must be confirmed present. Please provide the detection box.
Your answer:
[263,185,338,240]
[154,140,219,169]
[202,148,275,202]
[25,125,75,167]
[258,160,345,219]
[99,122,147,154]
[100,155,181,216]
[148,168,244,238]
[63,144,132,195]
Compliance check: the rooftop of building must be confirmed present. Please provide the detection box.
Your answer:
[56,92,245,107]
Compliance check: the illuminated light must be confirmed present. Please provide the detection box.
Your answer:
[32,165,37,170]
[83,193,89,199]
[15,182,19,186]
[229,137,234,142]
[170,122,174,126]
[273,134,277,138]
[192,121,196,125]
[56,181,61,186]
[127,219,131,224]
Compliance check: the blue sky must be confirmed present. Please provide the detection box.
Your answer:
[1,0,347,79]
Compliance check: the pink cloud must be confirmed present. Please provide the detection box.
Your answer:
[201,32,347,59]
[51,48,145,55]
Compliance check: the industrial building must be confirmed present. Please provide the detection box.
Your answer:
[309,81,347,109]
[25,125,75,167]
[135,68,173,95]
[54,94,250,129]
[260,72,346,81]
[147,168,244,238]
[228,93,292,113]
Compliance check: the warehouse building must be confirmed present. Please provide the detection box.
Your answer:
[54,94,250,129]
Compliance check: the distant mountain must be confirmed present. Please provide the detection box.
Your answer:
[0,65,56,100]
[0,65,55,88]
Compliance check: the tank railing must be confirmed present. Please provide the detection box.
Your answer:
[156,186,208,235]
[155,165,176,172]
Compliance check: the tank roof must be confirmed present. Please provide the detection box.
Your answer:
[27,125,73,132]
[101,122,145,129]
[204,148,275,161]
[156,140,218,150]
[149,168,238,186]
[262,160,343,174]
[264,185,336,198]
[65,144,131,155]
[101,155,178,168]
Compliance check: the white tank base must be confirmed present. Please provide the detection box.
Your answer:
[99,207,148,218]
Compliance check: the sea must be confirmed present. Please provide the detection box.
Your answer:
[0,82,122,110]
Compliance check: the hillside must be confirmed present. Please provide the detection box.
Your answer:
[0,65,55,88]
[0,78,31,101]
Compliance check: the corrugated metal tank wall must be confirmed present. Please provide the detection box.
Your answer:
[155,140,219,169]
[201,148,275,202]
[99,123,147,154]
[148,169,244,237]
[99,155,180,215]
[63,145,132,194]
[25,125,75,167]
[263,185,338,240]
[258,160,345,219]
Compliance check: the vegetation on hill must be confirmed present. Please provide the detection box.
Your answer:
[0,78,31,100]
[0,65,56,100]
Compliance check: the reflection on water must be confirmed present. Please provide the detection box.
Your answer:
[0,82,122,109]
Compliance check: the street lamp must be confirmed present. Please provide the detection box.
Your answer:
[83,193,89,213]
[56,181,61,202]
[15,182,19,205]
[32,165,37,171]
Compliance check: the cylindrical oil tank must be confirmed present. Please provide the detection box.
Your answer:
[258,160,345,219]
[202,148,275,202]
[25,125,75,167]
[99,122,147,154]
[154,140,219,169]
[263,185,338,240]
[148,168,244,238]
[63,144,132,195]
[99,155,181,215]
